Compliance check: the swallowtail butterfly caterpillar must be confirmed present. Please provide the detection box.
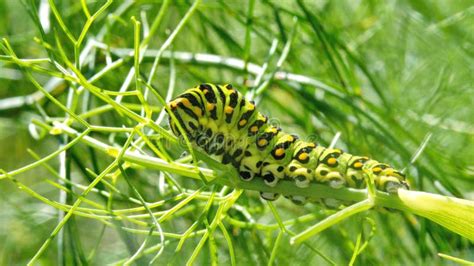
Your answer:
[166,84,409,205]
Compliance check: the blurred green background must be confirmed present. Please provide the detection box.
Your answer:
[0,0,473,265]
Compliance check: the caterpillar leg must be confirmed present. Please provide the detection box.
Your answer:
[369,163,408,193]
[379,172,408,193]
[289,195,307,205]
[321,198,343,209]
[260,191,280,201]
[260,164,282,187]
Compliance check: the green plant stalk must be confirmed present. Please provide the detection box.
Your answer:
[27,148,143,206]
[243,0,255,81]
[0,128,91,180]
[267,202,287,232]
[176,189,217,251]
[396,190,474,242]
[268,230,283,266]
[348,217,376,265]
[208,224,218,266]
[349,231,363,266]
[119,161,164,264]
[146,0,201,85]
[225,213,318,231]
[141,0,171,50]
[186,189,243,265]
[218,222,236,266]
[112,231,207,265]
[438,253,474,265]
[255,17,298,97]
[26,124,142,264]
[290,198,374,244]
[28,149,224,216]
[4,172,170,228]
[25,160,119,265]
[5,172,201,225]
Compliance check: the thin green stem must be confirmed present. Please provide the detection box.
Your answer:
[118,162,165,262]
[243,0,255,81]
[146,0,201,85]
[438,253,474,265]
[47,0,76,44]
[218,223,236,266]
[290,198,374,245]
[186,190,242,265]
[268,230,283,266]
[27,126,138,264]
[0,129,90,180]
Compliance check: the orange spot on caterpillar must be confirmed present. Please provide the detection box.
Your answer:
[275,148,285,157]
[207,103,215,111]
[258,139,268,147]
[181,98,192,109]
[299,153,309,161]
[372,167,382,174]
[327,157,337,166]
[193,107,202,117]
[224,106,233,114]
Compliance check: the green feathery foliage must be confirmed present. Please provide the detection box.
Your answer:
[0,0,473,265]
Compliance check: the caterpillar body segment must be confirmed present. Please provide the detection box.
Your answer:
[167,84,409,204]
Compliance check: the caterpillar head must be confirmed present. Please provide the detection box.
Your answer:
[166,97,201,138]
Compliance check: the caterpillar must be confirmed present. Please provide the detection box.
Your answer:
[166,84,409,205]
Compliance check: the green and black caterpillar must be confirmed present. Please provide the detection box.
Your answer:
[167,84,409,204]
